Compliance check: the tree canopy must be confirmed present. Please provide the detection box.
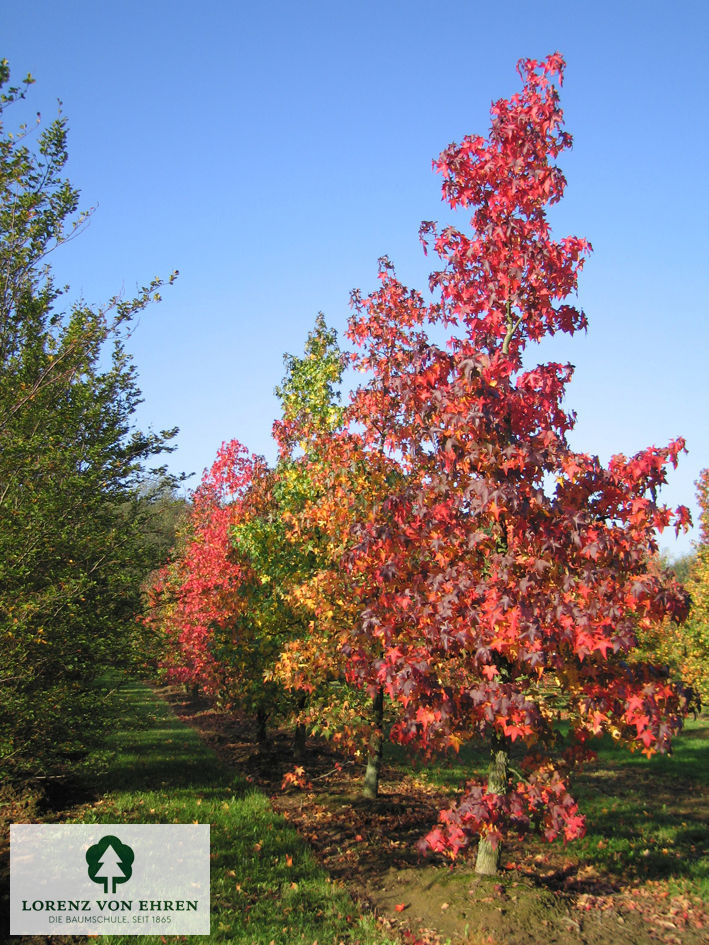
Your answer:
[0,60,179,785]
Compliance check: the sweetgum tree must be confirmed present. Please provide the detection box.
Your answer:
[271,315,402,793]
[340,54,696,873]
[144,441,276,725]
[244,314,348,755]
[683,471,709,701]
[680,471,709,702]
[145,317,349,747]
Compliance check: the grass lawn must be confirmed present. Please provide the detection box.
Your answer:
[263,708,708,945]
[569,719,709,897]
[6,676,396,945]
[408,714,709,898]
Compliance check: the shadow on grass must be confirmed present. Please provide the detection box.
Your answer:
[88,676,244,801]
[564,719,709,891]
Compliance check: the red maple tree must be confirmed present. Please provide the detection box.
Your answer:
[339,54,696,873]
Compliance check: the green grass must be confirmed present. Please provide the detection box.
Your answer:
[400,713,709,897]
[571,716,709,895]
[68,678,395,945]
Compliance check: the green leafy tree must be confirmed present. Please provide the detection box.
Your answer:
[128,478,190,674]
[667,552,695,586]
[683,471,709,702]
[227,314,347,751]
[640,475,709,704]
[0,60,178,785]
[272,314,405,796]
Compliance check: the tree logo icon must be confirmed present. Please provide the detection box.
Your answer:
[86,835,134,894]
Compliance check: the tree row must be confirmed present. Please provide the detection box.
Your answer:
[142,55,704,875]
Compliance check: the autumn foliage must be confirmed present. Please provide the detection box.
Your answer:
[144,54,698,874]
[639,470,709,703]
[144,440,268,703]
[680,471,709,700]
[323,53,695,872]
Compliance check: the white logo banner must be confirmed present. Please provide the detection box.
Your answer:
[10,823,210,935]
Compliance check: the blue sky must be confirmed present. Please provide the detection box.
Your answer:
[4,1,708,556]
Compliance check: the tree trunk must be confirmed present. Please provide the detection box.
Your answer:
[362,686,384,799]
[293,722,306,761]
[293,692,307,761]
[474,732,509,875]
[256,706,268,749]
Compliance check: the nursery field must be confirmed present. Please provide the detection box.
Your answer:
[4,51,709,945]
[2,676,707,945]
[3,24,709,945]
